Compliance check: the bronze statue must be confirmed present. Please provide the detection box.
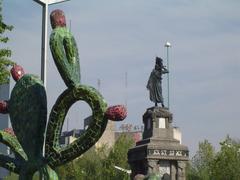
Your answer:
[147,57,168,107]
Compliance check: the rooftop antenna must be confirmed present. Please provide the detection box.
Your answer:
[125,72,128,108]
[97,79,101,92]
[69,19,72,32]
[67,117,69,131]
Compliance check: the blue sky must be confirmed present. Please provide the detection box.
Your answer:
[3,0,240,155]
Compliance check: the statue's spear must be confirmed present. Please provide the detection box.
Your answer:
[164,41,171,109]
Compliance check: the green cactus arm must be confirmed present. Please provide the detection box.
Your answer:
[0,131,27,161]
[8,74,47,161]
[45,85,108,167]
[0,153,21,173]
[35,165,59,180]
[63,34,79,65]
[50,27,80,87]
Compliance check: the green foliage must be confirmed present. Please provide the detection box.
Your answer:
[55,134,134,180]
[187,137,240,180]
[211,136,240,180]
[4,172,18,180]
[5,172,43,180]
[188,140,215,180]
[0,0,14,85]
[103,134,134,180]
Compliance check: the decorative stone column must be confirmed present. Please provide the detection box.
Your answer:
[177,161,187,180]
[170,161,177,180]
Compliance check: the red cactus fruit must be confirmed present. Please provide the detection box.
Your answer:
[0,100,8,114]
[105,105,127,121]
[11,65,25,81]
[50,9,66,29]
[3,128,15,136]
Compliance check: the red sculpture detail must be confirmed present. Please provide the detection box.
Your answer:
[3,128,15,136]
[105,105,127,121]
[11,65,25,81]
[50,9,66,29]
[0,100,8,114]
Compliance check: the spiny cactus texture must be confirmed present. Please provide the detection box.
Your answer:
[50,9,80,88]
[0,9,127,180]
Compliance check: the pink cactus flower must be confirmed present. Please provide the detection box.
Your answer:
[3,128,15,136]
[105,105,127,121]
[0,101,8,114]
[11,65,25,81]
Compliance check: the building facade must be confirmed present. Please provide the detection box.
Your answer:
[0,83,10,178]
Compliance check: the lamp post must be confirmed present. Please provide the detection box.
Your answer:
[33,0,70,87]
[164,41,171,109]
[33,2,70,179]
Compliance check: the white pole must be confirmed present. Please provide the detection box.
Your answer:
[125,71,128,108]
[164,42,171,109]
[33,1,70,179]
[41,4,48,87]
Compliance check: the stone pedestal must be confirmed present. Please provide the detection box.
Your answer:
[128,107,188,180]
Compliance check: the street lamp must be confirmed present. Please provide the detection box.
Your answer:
[33,0,70,87]
[33,2,70,179]
[164,41,171,109]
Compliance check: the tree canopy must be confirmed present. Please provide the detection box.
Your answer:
[55,134,135,180]
[187,136,240,180]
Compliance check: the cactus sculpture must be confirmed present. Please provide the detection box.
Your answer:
[0,9,127,179]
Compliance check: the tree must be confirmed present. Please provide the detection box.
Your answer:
[73,145,109,180]
[0,0,14,85]
[187,140,215,180]
[103,134,134,180]
[187,137,240,180]
[211,136,240,180]
[55,134,134,180]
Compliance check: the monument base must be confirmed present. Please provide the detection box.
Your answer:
[128,107,188,180]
